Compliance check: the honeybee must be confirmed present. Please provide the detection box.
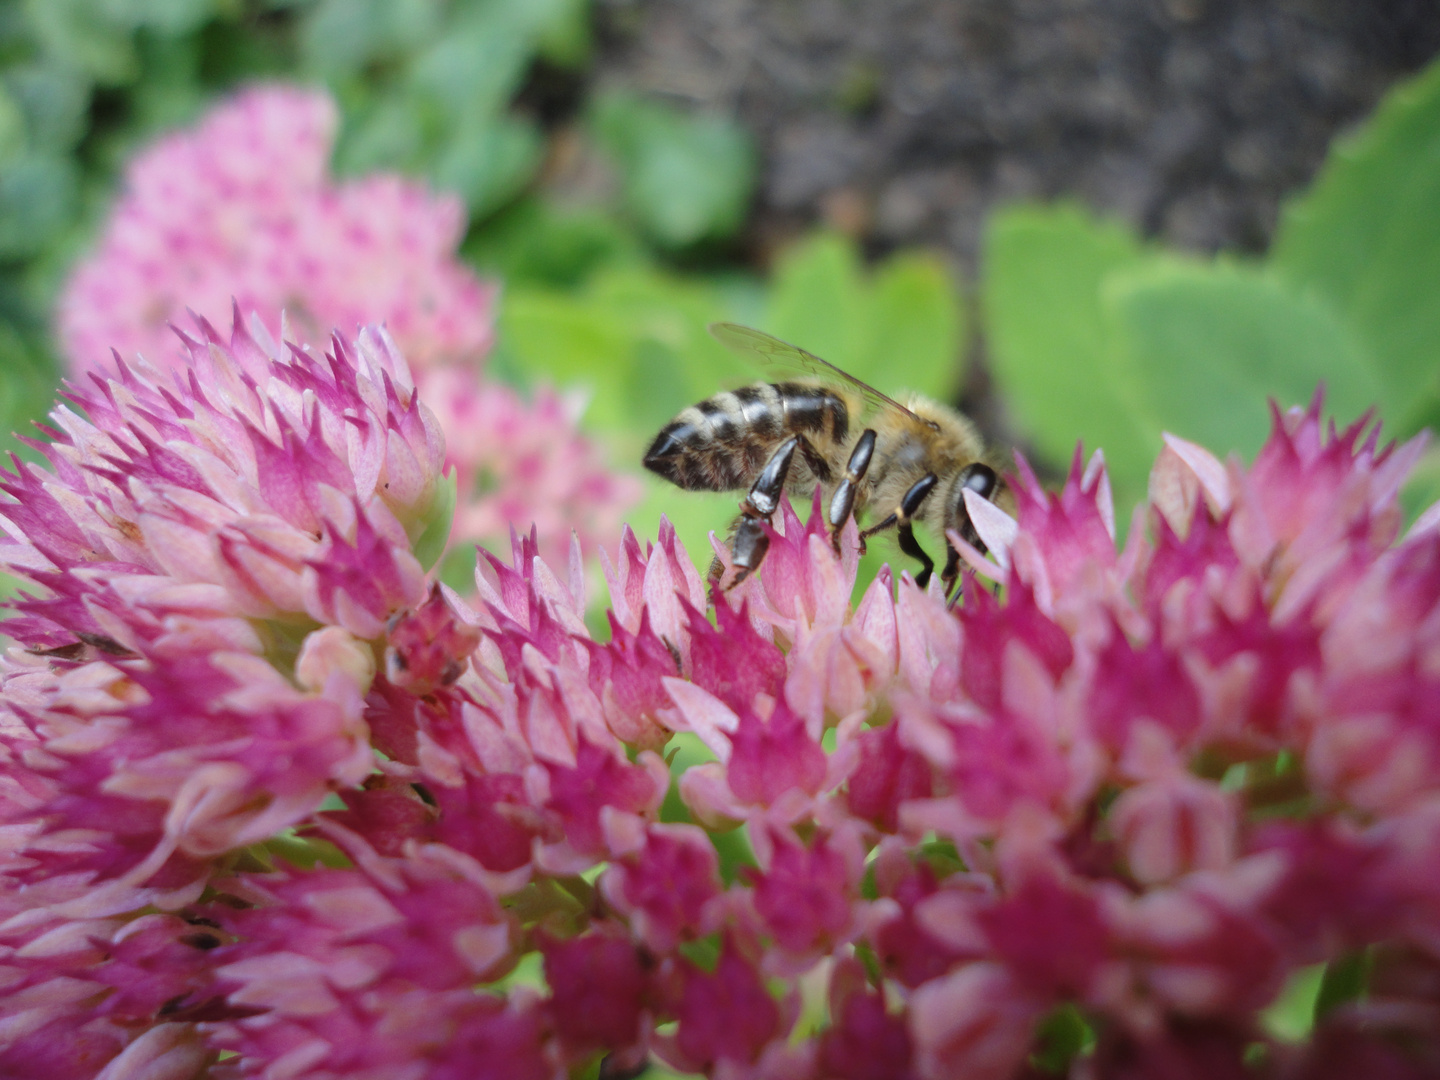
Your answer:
[643,323,1010,594]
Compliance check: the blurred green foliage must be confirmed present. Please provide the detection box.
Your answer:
[1270,63,1440,433]
[320,0,587,215]
[1260,963,1327,1044]
[984,57,1440,518]
[589,89,755,250]
[463,197,646,288]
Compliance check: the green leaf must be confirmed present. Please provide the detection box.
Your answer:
[498,268,750,437]
[333,94,437,175]
[495,284,637,433]
[409,7,533,124]
[5,64,91,153]
[532,0,590,67]
[495,266,761,567]
[591,91,755,249]
[24,0,137,84]
[765,233,965,402]
[261,831,350,871]
[97,0,217,36]
[429,114,542,218]
[586,267,754,406]
[1030,1004,1095,1074]
[1271,58,1440,432]
[861,248,965,402]
[463,199,643,288]
[628,119,751,248]
[1105,261,1383,461]
[0,87,26,168]
[322,0,569,200]
[0,155,78,259]
[765,232,867,370]
[390,0,595,152]
[130,32,205,133]
[677,932,722,972]
[982,204,1156,499]
[451,0,580,43]
[1261,962,1326,1043]
[635,1065,703,1080]
[1314,949,1372,1021]
[299,0,443,77]
[1404,444,1440,525]
[412,469,458,571]
[0,319,60,465]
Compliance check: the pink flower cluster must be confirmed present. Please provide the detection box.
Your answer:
[55,84,638,566]
[3,312,1440,1080]
[420,368,641,572]
[58,86,492,374]
[0,316,443,1077]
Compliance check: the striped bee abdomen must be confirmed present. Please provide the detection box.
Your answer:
[643,382,850,492]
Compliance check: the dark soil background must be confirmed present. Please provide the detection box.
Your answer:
[593,0,1440,266]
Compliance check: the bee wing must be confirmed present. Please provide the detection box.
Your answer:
[708,322,936,429]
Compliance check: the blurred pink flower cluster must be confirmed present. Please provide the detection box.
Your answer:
[3,302,1440,1080]
[55,84,637,567]
[58,85,490,374]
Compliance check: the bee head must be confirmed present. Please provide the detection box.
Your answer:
[945,463,1000,554]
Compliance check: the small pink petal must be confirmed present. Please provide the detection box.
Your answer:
[1081,448,1116,539]
[963,488,1018,570]
[1162,432,1232,512]
[661,678,739,760]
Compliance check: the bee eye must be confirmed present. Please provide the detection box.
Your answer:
[958,463,998,501]
[949,463,1000,556]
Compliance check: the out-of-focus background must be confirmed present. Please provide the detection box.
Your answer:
[2,0,1439,574]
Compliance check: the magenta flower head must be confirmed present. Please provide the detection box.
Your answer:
[0,312,447,1076]
[421,369,643,572]
[55,83,637,563]
[57,85,493,375]
[4,333,1440,1080]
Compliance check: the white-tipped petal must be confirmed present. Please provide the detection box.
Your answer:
[963,487,1019,570]
[1161,432,1232,512]
[1083,448,1116,540]
[660,677,738,761]
[1410,497,1440,540]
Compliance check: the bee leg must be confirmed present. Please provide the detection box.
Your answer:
[725,436,799,590]
[726,519,770,590]
[828,429,877,554]
[892,473,941,588]
[897,524,934,588]
[941,542,961,600]
[858,472,940,585]
[793,434,834,485]
[743,435,799,522]
[859,512,897,542]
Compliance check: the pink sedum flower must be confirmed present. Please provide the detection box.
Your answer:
[421,368,642,571]
[212,853,535,1079]
[5,328,1440,1080]
[57,86,492,374]
[56,84,638,563]
[0,312,449,1077]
